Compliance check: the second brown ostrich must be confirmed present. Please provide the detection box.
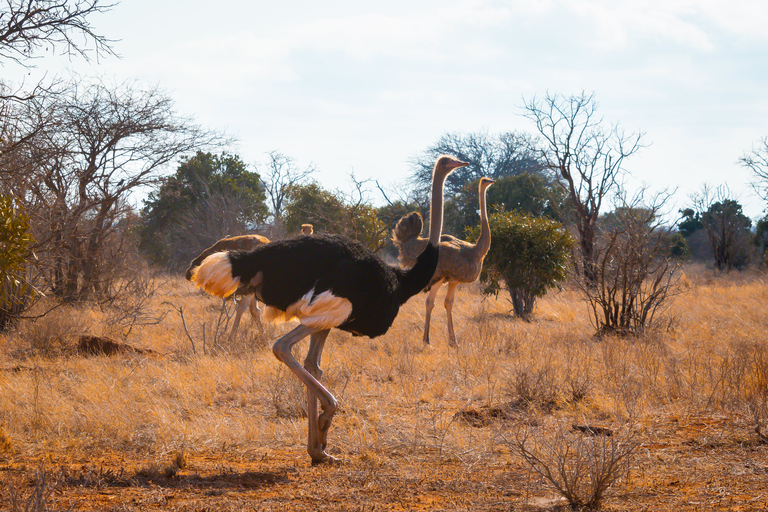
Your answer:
[393,177,495,346]
[185,234,270,340]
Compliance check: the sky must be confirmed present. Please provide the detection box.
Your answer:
[7,0,768,221]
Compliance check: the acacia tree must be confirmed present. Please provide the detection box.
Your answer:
[2,78,223,301]
[522,92,645,284]
[0,0,115,66]
[0,0,118,324]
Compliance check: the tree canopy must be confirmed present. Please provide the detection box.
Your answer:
[141,151,267,271]
[284,181,389,252]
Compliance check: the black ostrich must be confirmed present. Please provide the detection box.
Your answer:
[190,155,467,464]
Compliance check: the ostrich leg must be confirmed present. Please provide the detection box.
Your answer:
[304,329,331,462]
[247,295,264,333]
[272,324,338,464]
[444,281,460,347]
[227,296,250,342]
[422,278,445,345]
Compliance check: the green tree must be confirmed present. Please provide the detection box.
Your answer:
[678,208,703,237]
[141,151,267,270]
[0,196,36,331]
[473,211,573,319]
[695,192,753,271]
[486,172,566,218]
[755,216,768,266]
[284,181,388,252]
[665,232,690,261]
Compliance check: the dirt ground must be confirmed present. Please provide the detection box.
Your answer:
[2,412,768,511]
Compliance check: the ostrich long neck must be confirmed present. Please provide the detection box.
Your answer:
[475,184,492,256]
[398,163,449,301]
[427,167,448,246]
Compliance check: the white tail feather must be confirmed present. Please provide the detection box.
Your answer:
[191,252,240,298]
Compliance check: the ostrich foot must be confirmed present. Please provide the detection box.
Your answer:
[310,451,341,466]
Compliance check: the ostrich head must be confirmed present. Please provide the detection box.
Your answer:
[479,177,495,192]
[433,155,469,179]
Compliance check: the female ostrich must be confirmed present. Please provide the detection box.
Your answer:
[393,177,495,347]
[185,234,270,341]
[191,155,467,464]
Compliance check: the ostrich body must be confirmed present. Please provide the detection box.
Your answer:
[185,234,270,340]
[191,156,466,464]
[393,177,495,346]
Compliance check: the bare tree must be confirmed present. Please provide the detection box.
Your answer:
[0,0,116,67]
[2,77,225,301]
[522,91,645,284]
[583,188,683,336]
[259,151,314,236]
[741,137,768,201]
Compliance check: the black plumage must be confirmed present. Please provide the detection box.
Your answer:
[229,233,439,338]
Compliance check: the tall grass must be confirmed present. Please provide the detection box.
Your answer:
[0,264,766,505]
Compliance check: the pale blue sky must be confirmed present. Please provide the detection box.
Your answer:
[8,0,768,220]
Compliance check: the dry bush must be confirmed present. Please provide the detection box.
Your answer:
[6,306,90,357]
[508,419,638,509]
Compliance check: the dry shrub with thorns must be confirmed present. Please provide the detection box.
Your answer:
[583,192,684,337]
[509,420,638,510]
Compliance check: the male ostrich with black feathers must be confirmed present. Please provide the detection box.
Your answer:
[191,155,467,464]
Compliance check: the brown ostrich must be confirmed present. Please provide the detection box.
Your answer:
[301,224,314,235]
[393,177,495,347]
[185,234,270,340]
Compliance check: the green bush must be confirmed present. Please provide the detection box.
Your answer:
[0,196,36,331]
[472,211,573,319]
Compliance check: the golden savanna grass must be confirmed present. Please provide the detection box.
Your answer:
[1,263,767,511]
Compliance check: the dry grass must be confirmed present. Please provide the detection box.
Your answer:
[0,263,767,510]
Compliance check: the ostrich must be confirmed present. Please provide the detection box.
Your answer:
[393,177,495,347]
[190,155,466,464]
[301,224,314,235]
[185,234,270,341]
